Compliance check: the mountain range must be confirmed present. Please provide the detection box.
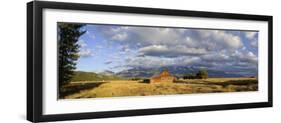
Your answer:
[72,66,256,81]
[115,66,255,78]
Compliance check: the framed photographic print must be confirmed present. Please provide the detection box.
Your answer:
[27,1,273,122]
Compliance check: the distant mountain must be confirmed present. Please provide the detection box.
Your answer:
[99,70,115,76]
[116,66,248,78]
[71,71,122,81]
[72,66,254,81]
[116,67,158,78]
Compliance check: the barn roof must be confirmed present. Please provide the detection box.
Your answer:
[151,70,172,79]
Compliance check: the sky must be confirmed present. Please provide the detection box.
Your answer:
[74,23,258,76]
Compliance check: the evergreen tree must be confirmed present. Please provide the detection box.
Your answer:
[196,69,208,79]
[58,23,85,89]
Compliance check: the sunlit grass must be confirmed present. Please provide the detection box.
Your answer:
[60,77,258,99]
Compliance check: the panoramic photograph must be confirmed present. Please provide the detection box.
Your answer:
[58,22,259,99]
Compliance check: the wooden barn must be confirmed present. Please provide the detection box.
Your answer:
[150,70,175,83]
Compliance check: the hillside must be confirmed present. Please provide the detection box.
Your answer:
[71,71,122,82]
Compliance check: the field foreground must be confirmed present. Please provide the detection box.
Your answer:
[60,78,258,99]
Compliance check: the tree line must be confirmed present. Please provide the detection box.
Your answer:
[183,69,208,79]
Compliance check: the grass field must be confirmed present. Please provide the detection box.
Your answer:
[59,78,258,99]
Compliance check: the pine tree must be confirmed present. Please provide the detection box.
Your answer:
[196,69,208,79]
[58,23,85,89]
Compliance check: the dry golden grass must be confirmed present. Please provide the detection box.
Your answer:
[61,77,258,99]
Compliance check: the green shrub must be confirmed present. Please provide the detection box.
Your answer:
[183,69,208,79]
[143,79,150,83]
[183,74,197,79]
[196,69,208,79]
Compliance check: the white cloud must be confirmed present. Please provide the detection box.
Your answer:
[179,56,201,65]
[120,45,130,52]
[111,32,128,41]
[104,61,113,65]
[197,30,243,49]
[78,40,87,48]
[90,34,95,40]
[78,49,93,57]
[99,26,185,46]
[77,40,94,57]
[100,27,243,52]
[201,52,230,62]
[123,55,203,69]
[245,32,257,40]
[96,45,103,49]
[139,45,207,57]
[235,51,258,64]
[250,39,258,47]
[244,32,258,47]
[94,25,257,74]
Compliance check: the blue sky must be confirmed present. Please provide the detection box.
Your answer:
[74,24,258,76]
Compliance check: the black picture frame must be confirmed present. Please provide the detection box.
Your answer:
[27,1,273,122]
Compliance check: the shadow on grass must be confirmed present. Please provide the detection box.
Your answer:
[59,82,107,99]
[175,79,258,92]
[211,79,258,87]
[174,79,258,87]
